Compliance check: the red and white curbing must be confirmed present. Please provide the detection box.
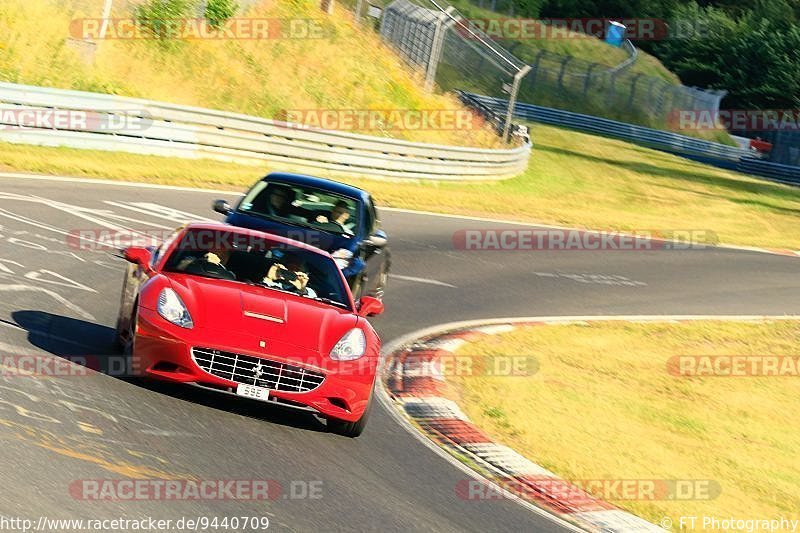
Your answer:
[382,315,800,532]
[384,321,662,532]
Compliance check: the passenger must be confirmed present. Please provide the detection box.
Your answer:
[263,252,317,297]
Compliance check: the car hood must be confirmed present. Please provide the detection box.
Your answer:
[166,274,358,355]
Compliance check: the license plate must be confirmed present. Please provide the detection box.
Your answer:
[237,383,270,402]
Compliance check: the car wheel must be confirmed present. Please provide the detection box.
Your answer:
[351,273,366,301]
[369,265,388,301]
[114,315,126,350]
[327,395,372,438]
[120,305,141,381]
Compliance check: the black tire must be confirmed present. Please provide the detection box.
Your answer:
[368,263,389,301]
[113,315,126,351]
[350,273,366,301]
[119,305,141,381]
[327,395,372,438]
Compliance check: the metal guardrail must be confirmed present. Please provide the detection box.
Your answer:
[0,82,531,181]
[465,93,800,186]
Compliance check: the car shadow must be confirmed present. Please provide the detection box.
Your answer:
[11,310,326,433]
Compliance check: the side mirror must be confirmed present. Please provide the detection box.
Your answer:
[357,296,384,317]
[363,230,387,249]
[213,199,232,215]
[124,247,153,270]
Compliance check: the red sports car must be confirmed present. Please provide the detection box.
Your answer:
[115,223,384,437]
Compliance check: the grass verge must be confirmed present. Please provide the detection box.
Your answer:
[0,0,500,147]
[448,320,800,526]
[2,120,799,250]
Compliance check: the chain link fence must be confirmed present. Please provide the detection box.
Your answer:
[378,0,530,140]
[514,46,727,130]
[362,0,726,135]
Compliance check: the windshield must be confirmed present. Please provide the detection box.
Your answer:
[237,180,359,237]
[163,228,351,309]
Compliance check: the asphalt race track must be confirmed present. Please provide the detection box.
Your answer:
[1,175,799,532]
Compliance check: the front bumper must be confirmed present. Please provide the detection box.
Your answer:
[133,307,377,422]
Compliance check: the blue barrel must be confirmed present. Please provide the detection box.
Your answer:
[605,21,626,47]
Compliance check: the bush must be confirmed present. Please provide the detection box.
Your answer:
[134,0,194,40]
[205,0,238,28]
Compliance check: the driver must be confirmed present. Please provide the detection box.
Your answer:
[176,248,231,271]
[263,253,317,297]
[315,200,352,233]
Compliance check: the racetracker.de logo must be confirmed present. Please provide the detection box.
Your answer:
[456,477,720,502]
[0,109,151,132]
[667,355,800,377]
[452,229,719,251]
[455,18,669,40]
[69,479,323,501]
[401,354,538,377]
[274,109,483,131]
[66,228,332,252]
[69,18,327,40]
[668,109,800,131]
[0,355,92,377]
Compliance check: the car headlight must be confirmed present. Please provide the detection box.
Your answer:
[330,328,366,360]
[331,248,354,270]
[157,288,193,329]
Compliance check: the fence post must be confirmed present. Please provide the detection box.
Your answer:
[608,69,619,100]
[424,7,456,92]
[583,63,600,96]
[556,56,572,91]
[99,0,113,40]
[503,65,531,143]
[354,0,363,23]
[527,50,545,91]
[654,82,671,114]
[627,73,643,108]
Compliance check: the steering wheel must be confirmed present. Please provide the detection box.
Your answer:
[185,259,236,280]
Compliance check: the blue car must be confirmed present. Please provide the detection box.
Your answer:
[213,172,390,301]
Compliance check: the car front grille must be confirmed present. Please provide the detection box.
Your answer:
[191,347,325,393]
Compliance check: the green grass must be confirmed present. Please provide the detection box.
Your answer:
[1,120,799,249]
[0,0,500,148]
[448,320,800,527]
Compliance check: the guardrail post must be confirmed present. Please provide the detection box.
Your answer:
[502,65,531,143]
[424,7,456,92]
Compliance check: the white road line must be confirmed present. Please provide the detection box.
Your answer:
[1,172,797,258]
[390,274,457,288]
[0,284,94,320]
[0,172,241,195]
[104,201,216,224]
[0,208,109,248]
